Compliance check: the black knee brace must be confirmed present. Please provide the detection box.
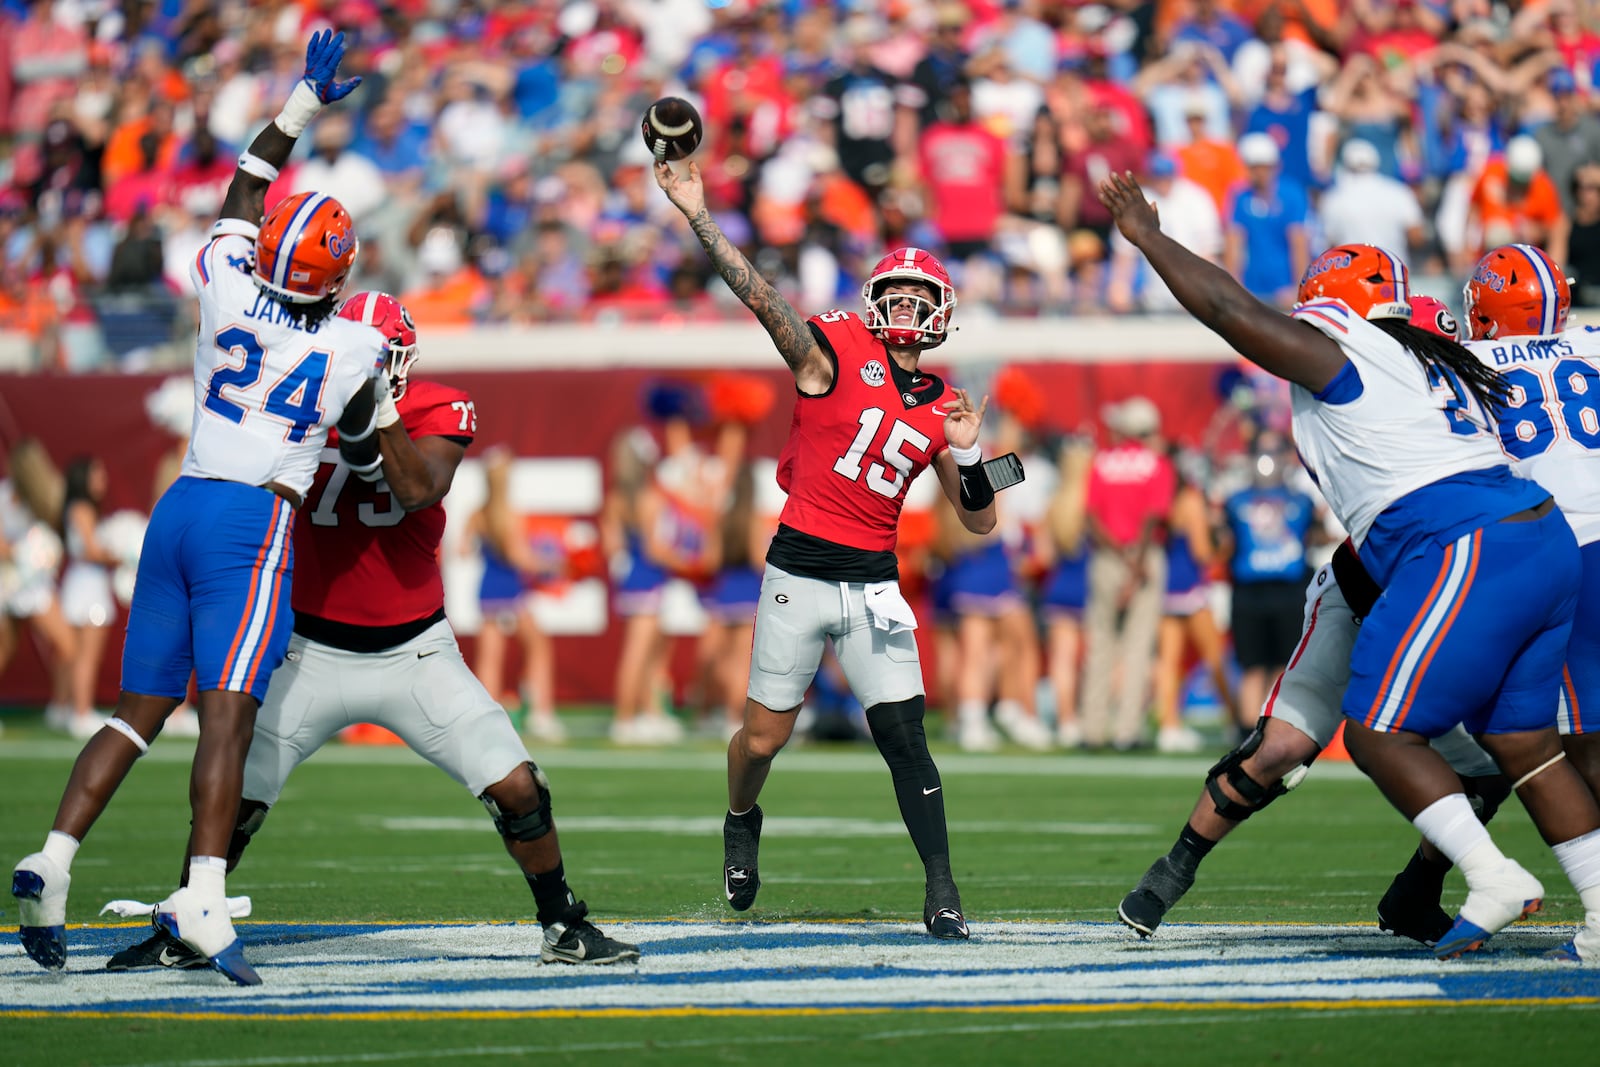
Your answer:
[226,799,270,872]
[481,762,554,842]
[1205,720,1288,822]
[865,696,932,769]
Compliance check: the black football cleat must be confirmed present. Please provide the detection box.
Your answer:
[723,805,763,912]
[1376,871,1454,947]
[106,925,209,971]
[1117,855,1196,938]
[924,875,970,940]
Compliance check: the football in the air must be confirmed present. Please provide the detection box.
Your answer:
[641,97,704,162]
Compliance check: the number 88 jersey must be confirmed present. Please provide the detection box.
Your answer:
[183,228,384,498]
[1466,328,1600,547]
[776,311,950,553]
[292,380,477,627]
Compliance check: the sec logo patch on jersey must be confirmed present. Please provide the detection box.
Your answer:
[861,360,887,387]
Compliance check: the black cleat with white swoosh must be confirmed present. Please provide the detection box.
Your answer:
[105,925,209,972]
[924,870,970,940]
[723,804,763,912]
[540,901,640,965]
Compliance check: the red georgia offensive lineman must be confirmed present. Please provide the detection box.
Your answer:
[107,292,638,971]
[656,159,1000,939]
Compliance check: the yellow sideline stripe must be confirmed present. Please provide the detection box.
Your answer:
[5,997,1599,1022]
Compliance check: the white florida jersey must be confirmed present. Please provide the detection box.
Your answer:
[1289,301,1509,545]
[181,222,382,498]
[1466,326,1600,546]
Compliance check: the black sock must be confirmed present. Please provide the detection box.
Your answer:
[1400,845,1452,888]
[865,698,950,865]
[526,862,577,927]
[1168,824,1217,876]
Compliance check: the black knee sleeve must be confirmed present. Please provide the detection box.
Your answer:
[481,762,554,842]
[1204,720,1288,822]
[865,696,933,771]
[226,799,270,873]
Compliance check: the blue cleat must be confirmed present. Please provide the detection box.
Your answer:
[1546,939,1582,962]
[12,855,71,970]
[1434,916,1495,960]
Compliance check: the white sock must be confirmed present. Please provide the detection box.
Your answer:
[1411,794,1496,869]
[41,831,79,871]
[958,701,987,726]
[1553,828,1600,895]
[994,700,1025,723]
[188,856,228,897]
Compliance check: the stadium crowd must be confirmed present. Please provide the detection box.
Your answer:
[4,0,1600,369]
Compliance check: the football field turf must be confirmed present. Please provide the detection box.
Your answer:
[2,716,1596,1066]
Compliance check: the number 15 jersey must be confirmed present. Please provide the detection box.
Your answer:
[772,311,949,577]
[183,225,384,497]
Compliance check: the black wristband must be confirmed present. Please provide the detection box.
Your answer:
[958,462,994,511]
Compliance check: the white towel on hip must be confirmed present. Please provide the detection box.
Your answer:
[864,581,918,634]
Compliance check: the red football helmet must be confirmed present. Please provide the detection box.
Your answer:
[1295,244,1411,321]
[254,191,359,304]
[1408,294,1459,340]
[861,247,957,348]
[1462,243,1570,341]
[338,291,419,398]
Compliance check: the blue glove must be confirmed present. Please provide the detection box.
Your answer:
[303,28,362,104]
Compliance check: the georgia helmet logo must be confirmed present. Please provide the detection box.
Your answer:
[860,360,887,387]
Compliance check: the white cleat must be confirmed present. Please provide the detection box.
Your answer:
[154,886,261,986]
[1435,858,1544,959]
[67,710,110,741]
[994,705,1054,751]
[1156,725,1205,754]
[957,717,1002,753]
[13,852,71,969]
[525,711,568,744]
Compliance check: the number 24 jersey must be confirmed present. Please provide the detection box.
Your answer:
[776,311,950,553]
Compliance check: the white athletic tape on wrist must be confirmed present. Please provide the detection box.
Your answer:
[949,443,981,466]
[106,716,149,755]
[273,80,324,138]
[375,389,401,430]
[236,151,280,182]
[1511,750,1567,792]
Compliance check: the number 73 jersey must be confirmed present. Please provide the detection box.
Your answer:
[292,380,478,627]
[776,311,950,553]
[1467,328,1600,546]
[184,230,384,497]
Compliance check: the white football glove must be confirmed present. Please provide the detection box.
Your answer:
[374,372,401,430]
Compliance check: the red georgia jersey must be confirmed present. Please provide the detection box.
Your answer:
[291,380,478,625]
[777,312,950,552]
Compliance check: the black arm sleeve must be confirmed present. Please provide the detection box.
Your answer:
[336,378,382,480]
[957,461,995,512]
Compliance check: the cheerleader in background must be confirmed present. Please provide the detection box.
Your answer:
[467,448,565,743]
[0,439,78,734]
[1152,449,1234,753]
[57,456,117,740]
[697,376,776,740]
[1041,433,1092,749]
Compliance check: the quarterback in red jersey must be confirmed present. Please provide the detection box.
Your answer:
[658,161,999,939]
[106,293,638,971]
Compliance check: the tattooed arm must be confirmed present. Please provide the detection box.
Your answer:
[656,160,833,394]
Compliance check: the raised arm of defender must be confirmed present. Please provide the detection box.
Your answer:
[655,161,833,395]
[219,29,362,229]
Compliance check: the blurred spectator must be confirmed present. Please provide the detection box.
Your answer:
[1059,101,1141,293]
[1137,43,1237,149]
[1233,6,1334,108]
[352,96,433,189]
[918,78,1012,278]
[1153,455,1230,754]
[403,224,491,326]
[1175,98,1247,217]
[7,1,89,137]
[1318,138,1425,257]
[1240,47,1334,193]
[1468,135,1564,261]
[1171,0,1254,64]
[1226,133,1310,307]
[906,2,973,131]
[970,0,1057,85]
[290,110,388,224]
[1534,67,1600,218]
[814,18,909,200]
[971,47,1045,149]
[1321,53,1411,181]
[106,204,165,292]
[1220,433,1316,743]
[1107,152,1222,314]
[101,98,181,188]
[1080,398,1175,751]
[1042,435,1091,748]
[1559,161,1600,305]
[58,455,116,739]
